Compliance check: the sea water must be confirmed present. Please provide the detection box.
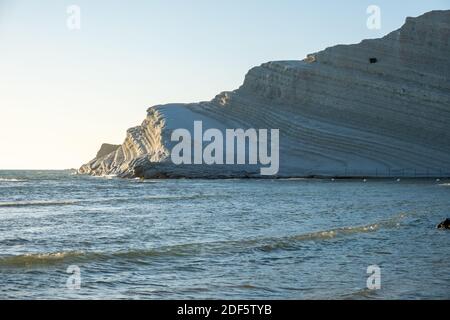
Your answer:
[0,170,449,299]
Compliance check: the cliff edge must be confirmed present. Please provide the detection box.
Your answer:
[79,10,450,178]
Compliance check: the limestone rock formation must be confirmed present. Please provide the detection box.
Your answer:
[79,10,450,179]
[96,144,121,159]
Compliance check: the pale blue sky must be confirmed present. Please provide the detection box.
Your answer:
[0,0,449,169]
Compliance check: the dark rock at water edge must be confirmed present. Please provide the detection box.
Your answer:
[437,218,450,230]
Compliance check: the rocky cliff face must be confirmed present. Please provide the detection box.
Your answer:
[79,10,450,178]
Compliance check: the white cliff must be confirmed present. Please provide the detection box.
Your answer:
[79,10,450,178]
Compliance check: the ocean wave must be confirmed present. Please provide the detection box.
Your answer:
[86,194,220,205]
[233,213,406,252]
[0,238,30,245]
[142,194,220,201]
[438,183,450,186]
[0,194,218,209]
[0,214,407,267]
[338,287,381,300]
[0,178,27,182]
[0,252,85,267]
[0,249,184,267]
[275,178,308,181]
[89,174,118,180]
[0,200,79,208]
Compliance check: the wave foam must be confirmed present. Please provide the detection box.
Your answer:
[0,178,27,182]
[0,252,85,267]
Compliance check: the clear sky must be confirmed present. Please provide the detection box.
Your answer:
[1,0,449,169]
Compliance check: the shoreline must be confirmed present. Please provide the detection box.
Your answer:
[1,169,449,181]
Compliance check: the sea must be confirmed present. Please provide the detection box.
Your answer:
[0,170,449,299]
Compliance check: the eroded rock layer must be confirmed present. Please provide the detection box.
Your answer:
[79,10,450,178]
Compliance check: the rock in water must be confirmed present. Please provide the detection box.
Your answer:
[79,10,450,179]
[437,219,450,230]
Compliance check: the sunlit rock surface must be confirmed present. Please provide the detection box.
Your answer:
[79,10,450,178]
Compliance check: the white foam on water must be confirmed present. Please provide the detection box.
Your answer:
[0,178,27,182]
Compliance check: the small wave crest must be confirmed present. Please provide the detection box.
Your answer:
[258,213,406,251]
[338,288,381,300]
[142,194,219,201]
[0,252,85,267]
[275,178,308,181]
[89,193,222,205]
[0,194,220,209]
[0,238,30,245]
[0,178,27,182]
[0,200,79,208]
[90,174,118,180]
